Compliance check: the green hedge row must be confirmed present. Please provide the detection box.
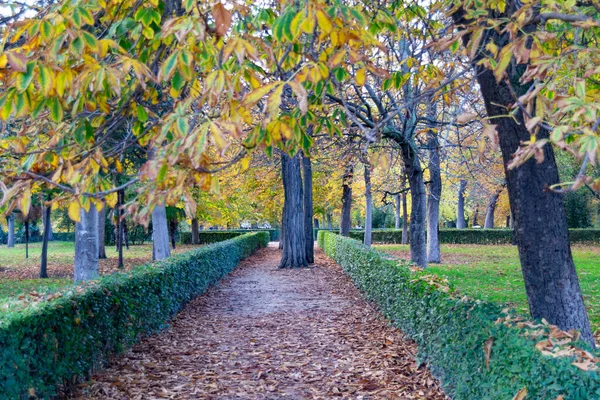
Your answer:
[317,231,600,399]
[0,232,269,399]
[178,229,279,244]
[345,228,600,245]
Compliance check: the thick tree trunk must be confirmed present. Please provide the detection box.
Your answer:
[395,193,401,229]
[340,166,353,236]
[191,218,199,244]
[302,154,314,263]
[457,180,468,229]
[74,203,99,282]
[363,163,373,247]
[279,153,308,268]
[401,193,408,245]
[484,186,504,229]
[427,133,442,263]
[98,205,107,259]
[7,214,14,247]
[40,206,51,278]
[406,161,427,267]
[327,212,332,230]
[454,7,594,343]
[152,203,171,261]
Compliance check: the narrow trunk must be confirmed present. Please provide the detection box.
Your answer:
[457,180,468,229]
[117,189,125,268]
[74,202,99,282]
[506,215,510,228]
[302,154,314,263]
[169,218,177,250]
[191,218,199,244]
[395,193,401,229]
[484,186,504,229]
[279,214,285,250]
[152,203,171,261]
[98,204,107,259]
[473,207,479,227]
[454,7,594,342]
[314,218,319,229]
[279,153,308,268]
[327,212,332,229]
[25,222,29,259]
[7,215,14,247]
[427,132,442,263]
[124,222,129,250]
[40,206,51,278]
[363,163,373,247]
[340,167,353,236]
[43,209,53,241]
[401,193,408,244]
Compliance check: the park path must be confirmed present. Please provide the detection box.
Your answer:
[72,244,446,399]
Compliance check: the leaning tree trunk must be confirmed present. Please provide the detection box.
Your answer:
[484,185,504,229]
[363,163,373,247]
[7,214,14,247]
[302,154,314,263]
[454,7,594,344]
[401,193,408,244]
[98,204,107,259]
[456,180,468,229]
[40,206,51,278]
[279,153,308,268]
[152,203,171,261]
[191,218,199,244]
[427,132,442,263]
[74,202,99,282]
[340,166,353,236]
[395,193,401,229]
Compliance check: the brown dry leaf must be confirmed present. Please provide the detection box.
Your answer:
[456,112,478,124]
[513,387,528,400]
[212,3,232,37]
[484,337,494,371]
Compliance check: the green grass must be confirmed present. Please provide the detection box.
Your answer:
[376,244,600,331]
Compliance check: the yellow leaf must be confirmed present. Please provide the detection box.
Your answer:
[356,68,366,86]
[328,50,346,68]
[20,188,31,216]
[316,10,333,34]
[267,84,284,118]
[68,201,81,222]
[300,15,316,34]
[288,81,308,114]
[241,157,250,170]
[242,82,279,107]
[494,46,513,82]
[105,192,117,208]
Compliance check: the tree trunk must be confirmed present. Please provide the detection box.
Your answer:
[152,203,171,261]
[506,215,510,228]
[40,206,51,278]
[279,213,285,250]
[169,218,177,250]
[302,154,314,263]
[117,189,125,268]
[327,212,332,230]
[314,218,319,229]
[401,193,408,245]
[279,153,308,268]
[74,202,99,282]
[340,166,353,236]
[405,158,427,267]
[484,186,504,229]
[363,163,373,247]
[427,132,442,263]
[454,7,594,343]
[25,221,29,259]
[43,208,53,241]
[98,204,107,259]
[191,218,199,244]
[457,180,468,229]
[395,193,401,229]
[473,207,479,227]
[7,214,14,247]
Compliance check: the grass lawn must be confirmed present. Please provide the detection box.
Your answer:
[0,241,200,308]
[376,244,600,331]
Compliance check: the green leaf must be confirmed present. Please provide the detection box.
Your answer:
[137,105,148,123]
[49,98,63,123]
[16,62,35,93]
[161,52,179,81]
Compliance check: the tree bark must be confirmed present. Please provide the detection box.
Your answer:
[454,6,594,344]
[279,153,308,268]
[401,193,408,245]
[473,207,479,227]
[363,163,373,247]
[302,154,314,263]
[340,166,353,236]
[427,132,442,263]
[40,206,51,278]
[191,218,199,244]
[7,214,14,247]
[168,216,177,250]
[117,189,125,268]
[98,204,107,259]
[152,203,171,261]
[484,186,504,229]
[25,221,29,259]
[327,212,332,229]
[314,218,319,229]
[42,208,53,241]
[74,202,99,282]
[279,213,285,250]
[395,193,401,229]
[457,180,468,229]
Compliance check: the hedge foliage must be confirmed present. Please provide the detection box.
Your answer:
[317,231,600,399]
[345,228,600,245]
[179,229,279,244]
[0,232,269,399]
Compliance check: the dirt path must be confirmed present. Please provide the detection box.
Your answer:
[73,244,446,399]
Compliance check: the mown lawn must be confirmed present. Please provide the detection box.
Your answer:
[0,241,200,307]
[376,244,600,331]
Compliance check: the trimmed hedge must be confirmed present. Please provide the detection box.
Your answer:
[0,232,269,399]
[346,228,600,245]
[179,229,279,244]
[318,231,600,399]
